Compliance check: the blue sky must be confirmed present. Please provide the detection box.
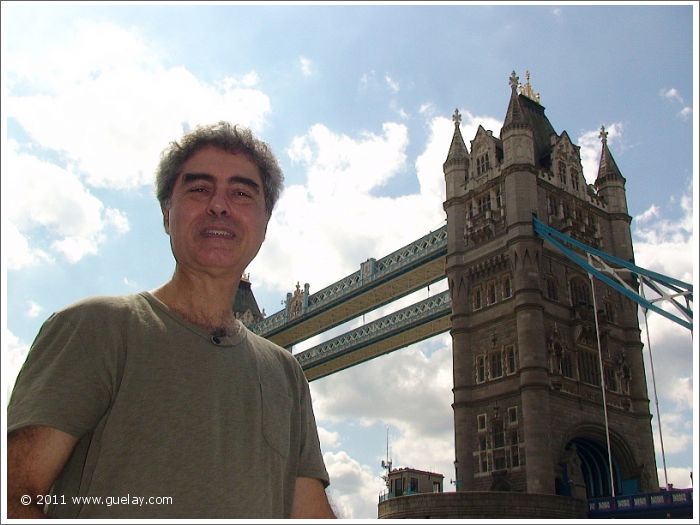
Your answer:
[2,2,696,518]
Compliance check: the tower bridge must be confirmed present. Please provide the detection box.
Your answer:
[244,71,693,519]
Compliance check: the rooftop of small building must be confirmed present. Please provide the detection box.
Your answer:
[388,466,444,478]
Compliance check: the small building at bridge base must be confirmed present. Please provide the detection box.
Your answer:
[378,491,587,519]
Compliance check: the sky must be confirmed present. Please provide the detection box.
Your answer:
[1,2,697,519]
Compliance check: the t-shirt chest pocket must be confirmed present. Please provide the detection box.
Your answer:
[260,381,293,459]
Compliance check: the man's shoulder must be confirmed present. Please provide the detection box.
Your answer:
[52,293,148,323]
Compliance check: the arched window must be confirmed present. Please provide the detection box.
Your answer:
[558,162,567,185]
[570,277,591,307]
[487,282,497,305]
[503,276,513,299]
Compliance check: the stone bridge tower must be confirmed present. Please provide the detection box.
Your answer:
[443,71,658,505]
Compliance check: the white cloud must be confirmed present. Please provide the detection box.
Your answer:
[123,277,138,288]
[389,99,410,119]
[255,121,433,293]
[660,87,684,104]
[659,88,692,120]
[323,450,386,519]
[633,191,692,282]
[658,467,693,489]
[4,142,129,268]
[217,71,260,90]
[317,426,341,449]
[25,300,43,319]
[419,102,435,116]
[578,122,623,184]
[677,106,692,120]
[384,74,399,93]
[299,56,313,77]
[5,222,54,270]
[651,411,692,455]
[310,338,455,497]
[105,208,130,235]
[7,20,271,191]
[635,204,660,224]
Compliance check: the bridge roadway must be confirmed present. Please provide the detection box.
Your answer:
[297,289,452,380]
[250,225,448,349]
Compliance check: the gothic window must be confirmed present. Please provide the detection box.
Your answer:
[495,187,503,208]
[511,444,521,468]
[474,288,483,310]
[504,345,518,375]
[478,195,491,214]
[476,153,491,176]
[558,162,567,185]
[493,450,507,471]
[562,201,571,219]
[476,355,487,383]
[604,364,619,393]
[479,452,489,473]
[507,406,518,425]
[570,277,591,307]
[490,350,504,379]
[503,276,513,299]
[546,277,558,300]
[561,350,574,379]
[492,418,505,448]
[477,413,487,431]
[578,351,601,386]
[487,282,497,305]
[572,171,580,190]
[603,300,615,323]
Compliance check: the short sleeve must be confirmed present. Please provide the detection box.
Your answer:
[8,307,122,438]
[296,374,330,487]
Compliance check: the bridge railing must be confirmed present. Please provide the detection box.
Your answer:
[587,488,693,516]
[296,290,451,369]
[251,225,447,337]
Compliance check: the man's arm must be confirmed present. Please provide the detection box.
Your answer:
[290,476,336,518]
[7,425,78,518]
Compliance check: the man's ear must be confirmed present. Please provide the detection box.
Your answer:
[162,205,170,234]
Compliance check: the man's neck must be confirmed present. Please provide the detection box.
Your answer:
[152,270,241,335]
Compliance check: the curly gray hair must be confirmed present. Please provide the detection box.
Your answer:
[155,122,284,218]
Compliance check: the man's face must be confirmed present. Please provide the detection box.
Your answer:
[164,146,269,279]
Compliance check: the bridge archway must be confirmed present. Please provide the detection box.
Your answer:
[555,424,641,498]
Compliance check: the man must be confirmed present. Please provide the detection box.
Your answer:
[7,122,335,518]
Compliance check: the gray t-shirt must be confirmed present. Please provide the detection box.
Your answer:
[8,292,329,518]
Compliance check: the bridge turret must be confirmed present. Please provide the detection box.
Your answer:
[594,126,634,263]
[443,108,469,258]
[443,108,469,200]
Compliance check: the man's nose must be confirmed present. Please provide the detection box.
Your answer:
[207,191,229,216]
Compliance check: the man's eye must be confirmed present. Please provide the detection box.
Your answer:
[189,186,208,193]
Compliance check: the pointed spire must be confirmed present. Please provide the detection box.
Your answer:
[503,70,527,129]
[445,107,468,163]
[596,125,624,184]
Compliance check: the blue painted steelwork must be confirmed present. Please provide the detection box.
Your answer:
[533,216,693,330]
[588,488,693,518]
[296,290,451,371]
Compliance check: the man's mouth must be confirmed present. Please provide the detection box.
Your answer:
[201,227,236,239]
